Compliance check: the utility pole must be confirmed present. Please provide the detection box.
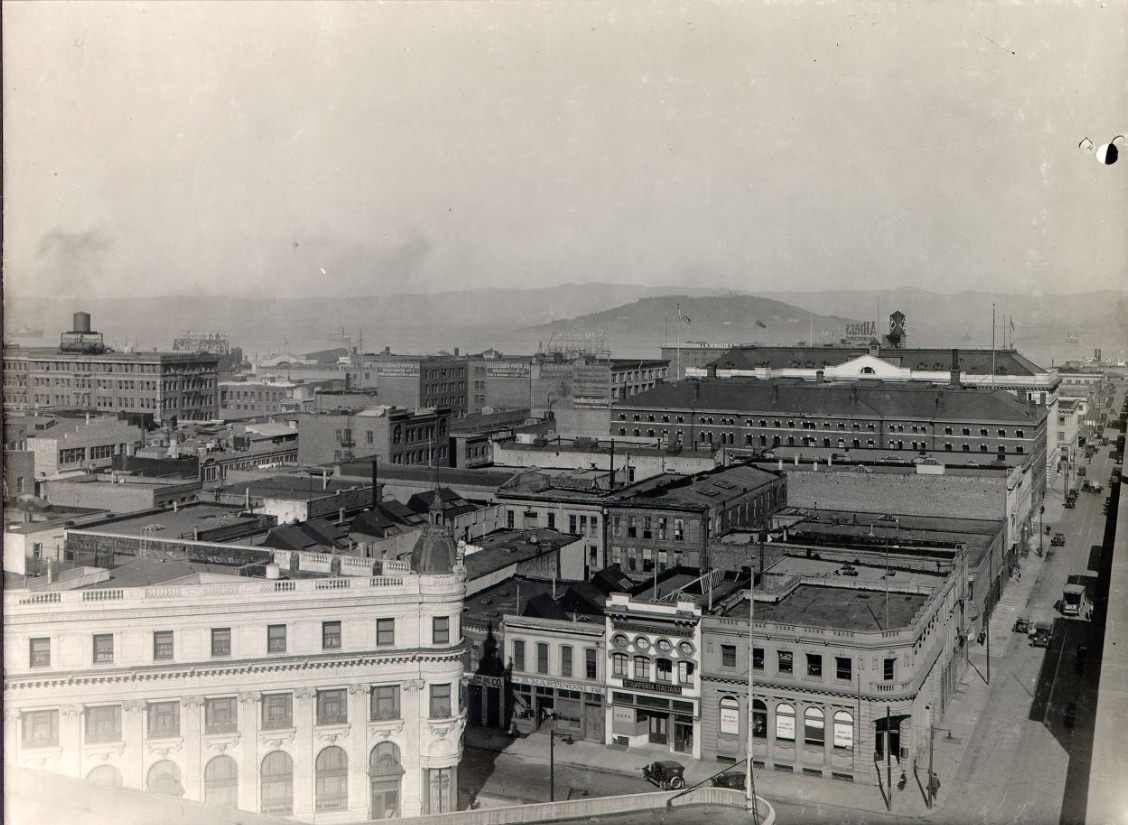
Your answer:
[746,587,760,823]
[885,706,892,812]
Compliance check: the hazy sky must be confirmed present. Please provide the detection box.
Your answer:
[3,1,1126,299]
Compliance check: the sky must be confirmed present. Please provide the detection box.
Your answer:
[3,0,1126,299]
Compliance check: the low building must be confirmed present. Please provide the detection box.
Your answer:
[462,528,587,592]
[405,488,502,543]
[4,529,466,820]
[43,473,202,514]
[7,413,144,481]
[219,378,305,417]
[3,502,109,576]
[209,475,375,525]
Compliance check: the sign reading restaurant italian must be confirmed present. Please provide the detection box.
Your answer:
[621,678,683,695]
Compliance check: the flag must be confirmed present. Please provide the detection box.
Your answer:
[1010,318,1015,332]
[678,308,692,325]
[756,320,767,329]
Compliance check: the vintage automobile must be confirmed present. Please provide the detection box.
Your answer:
[1064,496,1077,509]
[711,771,748,790]
[1012,617,1033,634]
[1051,533,1067,547]
[1030,623,1053,648]
[1077,466,1087,477]
[642,761,686,790]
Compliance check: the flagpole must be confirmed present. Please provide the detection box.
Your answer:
[991,303,996,375]
[677,302,682,381]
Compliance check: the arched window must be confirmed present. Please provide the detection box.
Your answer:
[146,760,184,796]
[804,707,825,747]
[86,764,122,786]
[752,699,768,739]
[370,743,403,820]
[315,746,348,811]
[204,755,238,807]
[833,710,854,751]
[261,751,293,816]
[719,696,740,736]
[775,703,795,742]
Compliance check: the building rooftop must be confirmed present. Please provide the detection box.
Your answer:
[76,503,269,539]
[338,461,521,490]
[618,379,1047,424]
[463,576,561,628]
[8,346,219,364]
[77,557,249,589]
[496,436,713,460]
[463,528,580,580]
[708,345,1048,376]
[723,584,931,632]
[213,474,370,501]
[621,464,780,508]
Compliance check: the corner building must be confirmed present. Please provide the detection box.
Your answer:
[4,527,466,819]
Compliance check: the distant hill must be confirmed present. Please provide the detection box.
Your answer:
[522,294,861,349]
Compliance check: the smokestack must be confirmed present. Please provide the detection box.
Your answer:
[950,349,960,387]
[322,470,328,490]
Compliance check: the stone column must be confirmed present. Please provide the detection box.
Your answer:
[401,679,426,816]
[4,707,21,771]
[293,687,316,818]
[238,691,261,813]
[348,684,369,820]
[181,696,205,801]
[122,700,146,790]
[59,705,83,777]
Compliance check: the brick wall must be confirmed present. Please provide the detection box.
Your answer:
[784,470,1007,521]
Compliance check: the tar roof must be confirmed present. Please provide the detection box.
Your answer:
[726,584,929,632]
[618,379,1045,424]
[622,465,780,507]
[710,346,1048,376]
[77,504,262,538]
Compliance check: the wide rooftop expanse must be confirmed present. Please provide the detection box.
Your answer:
[726,584,929,632]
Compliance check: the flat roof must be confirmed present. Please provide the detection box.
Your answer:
[463,576,558,625]
[708,345,1048,376]
[725,584,930,632]
[77,558,249,589]
[78,503,263,538]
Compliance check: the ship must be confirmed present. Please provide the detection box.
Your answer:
[1065,331,1080,344]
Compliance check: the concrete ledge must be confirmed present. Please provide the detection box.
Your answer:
[390,787,775,825]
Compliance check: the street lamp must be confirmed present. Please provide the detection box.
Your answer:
[546,714,574,802]
[923,705,953,810]
[1038,505,1045,556]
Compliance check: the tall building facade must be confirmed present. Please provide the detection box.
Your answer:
[3,551,466,820]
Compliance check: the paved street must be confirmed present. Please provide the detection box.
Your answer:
[459,433,1121,825]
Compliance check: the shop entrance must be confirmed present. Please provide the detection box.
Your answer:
[647,713,669,745]
[873,715,905,761]
[674,720,693,753]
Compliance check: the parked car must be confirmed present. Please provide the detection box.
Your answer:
[711,771,748,790]
[1064,497,1076,509]
[1030,623,1053,648]
[1051,533,1067,547]
[839,565,859,577]
[1077,466,1087,477]
[1013,617,1033,634]
[642,761,686,790]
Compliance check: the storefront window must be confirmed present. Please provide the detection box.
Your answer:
[752,700,767,738]
[833,711,854,751]
[719,696,740,736]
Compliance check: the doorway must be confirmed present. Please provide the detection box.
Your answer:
[873,715,903,761]
[674,720,693,753]
[648,713,669,745]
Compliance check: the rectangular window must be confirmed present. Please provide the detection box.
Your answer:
[778,651,794,674]
[570,515,578,534]
[678,661,695,685]
[153,630,174,661]
[205,697,237,734]
[585,648,598,680]
[267,624,287,653]
[721,644,737,668]
[147,701,180,739]
[612,653,627,677]
[92,634,114,664]
[752,647,764,670]
[883,658,896,681]
[85,705,122,743]
[22,710,59,748]
[371,685,401,721]
[513,640,526,671]
[656,658,673,683]
[537,643,549,674]
[29,637,50,668]
[433,616,450,645]
[673,519,685,541]
[836,657,852,680]
[211,627,231,657]
[561,645,573,677]
[317,689,347,725]
[806,654,822,678]
[634,656,650,680]
[429,683,452,719]
[507,510,515,529]
[547,512,556,529]
[322,621,342,650]
[262,693,293,729]
[376,618,395,646]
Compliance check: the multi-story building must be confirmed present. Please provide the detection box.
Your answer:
[219,378,305,417]
[610,359,670,401]
[43,473,202,514]
[172,331,245,374]
[6,413,145,481]
[690,342,1061,482]
[4,313,219,422]
[699,553,965,784]
[606,465,785,575]
[4,514,466,821]
[491,435,716,477]
[346,353,468,418]
[613,379,1048,501]
[465,351,535,416]
[296,405,452,467]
